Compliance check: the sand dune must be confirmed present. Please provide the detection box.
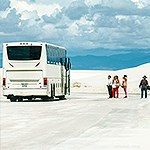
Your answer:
[0,63,150,97]
[71,63,150,94]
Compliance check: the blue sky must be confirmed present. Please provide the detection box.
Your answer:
[0,0,150,56]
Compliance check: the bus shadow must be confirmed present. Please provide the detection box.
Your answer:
[17,98,67,103]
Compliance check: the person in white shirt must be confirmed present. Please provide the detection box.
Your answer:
[107,75,112,98]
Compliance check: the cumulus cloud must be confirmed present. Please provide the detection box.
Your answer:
[42,9,63,24]
[0,0,150,53]
[131,0,150,8]
[27,0,73,7]
[65,0,88,20]
[10,0,62,17]
[21,10,40,20]
[0,0,10,11]
[101,0,135,9]
[28,0,35,2]
[0,8,21,33]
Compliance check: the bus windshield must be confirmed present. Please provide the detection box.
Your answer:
[7,46,42,60]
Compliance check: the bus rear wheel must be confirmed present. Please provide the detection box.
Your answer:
[10,97,17,102]
[58,95,66,100]
[18,97,23,102]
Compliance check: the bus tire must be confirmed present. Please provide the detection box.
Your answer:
[28,97,33,101]
[10,98,16,102]
[59,95,66,100]
[18,97,23,102]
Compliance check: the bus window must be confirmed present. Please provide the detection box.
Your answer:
[46,45,51,64]
[51,48,55,64]
[7,46,42,60]
[46,45,66,65]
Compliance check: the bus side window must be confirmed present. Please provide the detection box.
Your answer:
[46,45,67,65]
[56,48,59,64]
[47,45,52,64]
[53,48,56,64]
[46,45,50,64]
[58,49,61,64]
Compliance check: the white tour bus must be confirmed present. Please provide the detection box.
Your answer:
[2,42,71,102]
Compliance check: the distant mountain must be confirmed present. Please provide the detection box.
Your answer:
[0,51,150,70]
[70,52,150,70]
[0,53,2,68]
[68,48,150,56]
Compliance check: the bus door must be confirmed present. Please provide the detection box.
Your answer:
[65,58,71,95]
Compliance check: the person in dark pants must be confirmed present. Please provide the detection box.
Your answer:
[107,75,112,98]
[139,76,149,99]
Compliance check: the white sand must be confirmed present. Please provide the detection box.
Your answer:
[1,93,150,150]
[0,63,150,100]
[71,63,150,94]
[0,64,150,150]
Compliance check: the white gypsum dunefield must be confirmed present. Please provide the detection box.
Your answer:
[0,64,150,150]
[71,63,150,94]
[0,63,150,100]
[0,93,150,150]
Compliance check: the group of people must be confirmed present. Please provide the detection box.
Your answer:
[107,75,149,99]
[107,75,127,98]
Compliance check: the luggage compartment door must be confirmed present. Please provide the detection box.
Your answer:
[6,70,43,89]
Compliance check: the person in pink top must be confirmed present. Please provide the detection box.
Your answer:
[122,75,127,98]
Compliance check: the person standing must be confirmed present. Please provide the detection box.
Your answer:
[112,75,120,98]
[122,75,127,98]
[139,76,149,99]
[107,75,112,98]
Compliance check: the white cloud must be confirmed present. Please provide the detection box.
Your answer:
[115,15,129,21]
[67,22,80,36]
[39,24,58,40]
[65,0,88,20]
[0,8,21,33]
[42,8,63,24]
[21,10,39,20]
[131,0,150,8]
[10,0,62,17]
[84,0,102,6]
[0,0,10,11]
[28,0,73,7]
[0,0,150,53]
[101,0,135,9]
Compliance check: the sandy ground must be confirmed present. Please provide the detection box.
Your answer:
[0,64,150,150]
[0,92,150,150]
[71,63,150,94]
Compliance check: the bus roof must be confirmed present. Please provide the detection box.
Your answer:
[3,42,66,50]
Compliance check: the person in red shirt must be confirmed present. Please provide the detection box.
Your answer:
[112,75,120,98]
